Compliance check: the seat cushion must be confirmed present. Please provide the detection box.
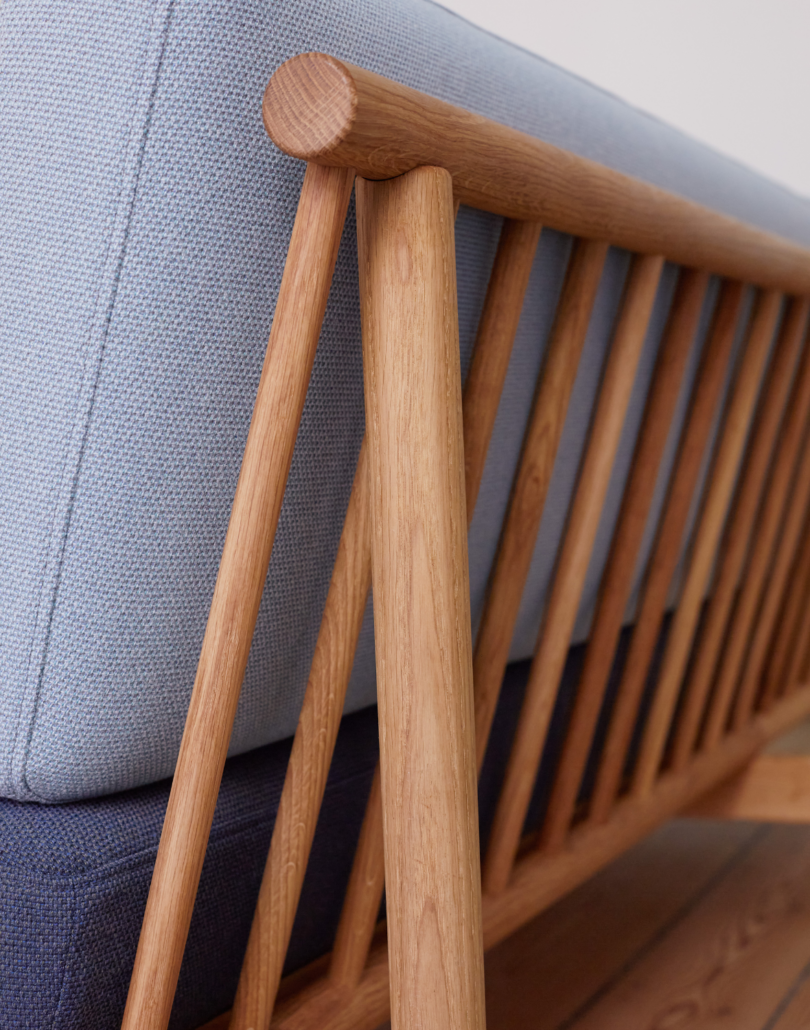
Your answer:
[3,0,810,801]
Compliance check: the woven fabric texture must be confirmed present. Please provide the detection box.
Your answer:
[2,0,810,801]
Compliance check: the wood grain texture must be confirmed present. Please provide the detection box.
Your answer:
[328,767,385,990]
[671,299,810,769]
[483,253,664,891]
[686,755,810,823]
[229,443,372,1030]
[262,53,810,293]
[782,551,810,700]
[701,329,810,748]
[121,163,354,1030]
[473,238,608,771]
[761,511,810,709]
[588,281,746,823]
[732,449,810,730]
[540,268,709,851]
[463,218,542,515]
[631,289,782,796]
[357,165,486,1030]
[565,824,810,1030]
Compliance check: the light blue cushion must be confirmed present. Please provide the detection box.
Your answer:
[2,0,809,802]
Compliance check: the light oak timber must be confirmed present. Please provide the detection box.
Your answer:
[473,238,609,770]
[732,450,810,730]
[357,166,486,1030]
[783,557,810,699]
[700,329,810,748]
[463,218,542,514]
[483,253,665,893]
[671,298,810,769]
[630,289,782,797]
[686,754,810,823]
[121,163,354,1030]
[247,685,810,1030]
[263,53,810,294]
[327,214,541,993]
[540,268,710,851]
[229,442,372,1030]
[589,281,746,822]
[761,511,810,708]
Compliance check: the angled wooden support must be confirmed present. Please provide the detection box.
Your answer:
[685,754,810,823]
[122,163,355,1030]
[357,165,486,1030]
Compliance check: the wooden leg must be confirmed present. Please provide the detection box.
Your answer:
[357,166,486,1030]
[121,163,355,1030]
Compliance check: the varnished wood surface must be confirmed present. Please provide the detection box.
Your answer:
[122,163,355,1030]
[486,819,810,1030]
[541,268,709,850]
[687,755,810,823]
[671,299,810,767]
[631,289,782,797]
[262,54,810,294]
[589,280,746,822]
[483,253,664,891]
[229,443,372,1030]
[472,238,608,770]
[762,513,810,708]
[357,165,486,1030]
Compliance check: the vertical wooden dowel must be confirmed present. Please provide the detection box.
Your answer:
[463,219,542,515]
[328,218,540,991]
[121,163,355,1030]
[630,289,781,797]
[357,165,486,1030]
[540,269,709,852]
[473,238,609,770]
[483,253,664,893]
[761,516,810,706]
[701,331,810,748]
[588,280,746,823]
[731,441,810,729]
[229,443,372,1030]
[670,298,808,768]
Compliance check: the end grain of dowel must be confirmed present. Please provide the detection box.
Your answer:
[588,280,746,823]
[483,253,664,894]
[473,238,608,771]
[540,268,709,852]
[263,53,810,294]
[121,163,355,1030]
[631,288,782,798]
[357,165,486,1030]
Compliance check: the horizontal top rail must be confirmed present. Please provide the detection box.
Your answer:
[263,53,810,295]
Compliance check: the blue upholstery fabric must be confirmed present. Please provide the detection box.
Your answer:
[3,0,810,802]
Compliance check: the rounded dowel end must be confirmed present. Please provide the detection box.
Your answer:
[263,53,358,160]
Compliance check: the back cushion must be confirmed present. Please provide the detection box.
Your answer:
[2,0,810,802]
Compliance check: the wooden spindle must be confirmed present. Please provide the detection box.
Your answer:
[631,289,782,797]
[473,238,609,771]
[483,253,664,893]
[357,165,486,1030]
[121,163,355,1030]
[670,297,808,768]
[701,333,810,748]
[588,280,746,823]
[540,269,709,852]
[229,443,372,1030]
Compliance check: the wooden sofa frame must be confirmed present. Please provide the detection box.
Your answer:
[121,52,810,1030]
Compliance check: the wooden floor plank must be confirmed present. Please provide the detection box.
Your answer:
[483,820,759,1030]
[767,966,810,1029]
[561,824,810,1030]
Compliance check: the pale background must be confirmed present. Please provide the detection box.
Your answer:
[436,0,810,200]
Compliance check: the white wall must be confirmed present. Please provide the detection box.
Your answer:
[436,0,810,199]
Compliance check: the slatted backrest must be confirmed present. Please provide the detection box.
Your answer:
[124,52,810,1030]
